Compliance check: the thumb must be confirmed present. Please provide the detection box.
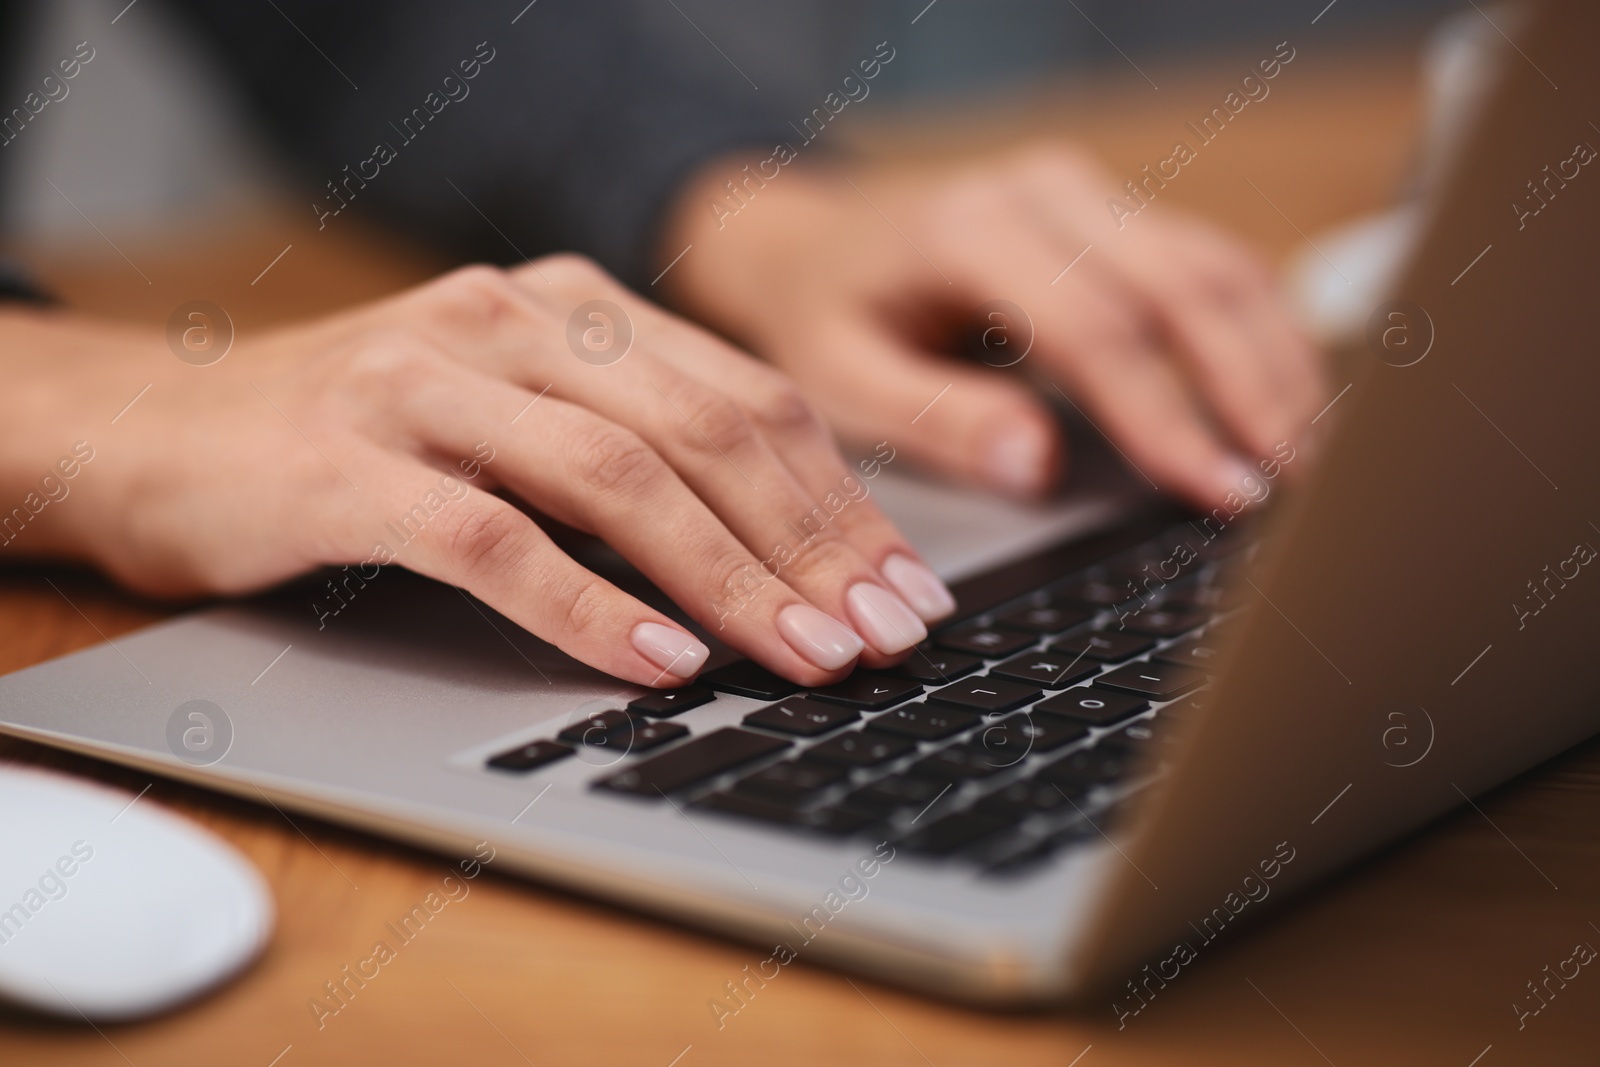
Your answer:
[789,317,1063,498]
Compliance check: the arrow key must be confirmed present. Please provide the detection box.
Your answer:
[809,673,924,710]
[928,676,1042,714]
[744,697,861,737]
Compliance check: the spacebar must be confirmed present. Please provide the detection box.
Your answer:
[593,728,791,797]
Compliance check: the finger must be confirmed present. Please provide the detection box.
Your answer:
[391,263,917,658]
[1168,221,1327,447]
[1006,155,1313,464]
[779,311,1063,501]
[1021,184,1294,462]
[1050,327,1251,507]
[1140,267,1290,460]
[623,315,958,624]
[326,454,713,688]
[499,265,938,654]
[1130,221,1314,458]
[387,356,871,685]
[918,199,1255,505]
[625,369,930,662]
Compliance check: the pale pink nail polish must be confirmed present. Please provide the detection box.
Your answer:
[1215,458,1257,501]
[881,553,957,622]
[777,604,864,671]
[630,621,709,679]
[845,582,927,655]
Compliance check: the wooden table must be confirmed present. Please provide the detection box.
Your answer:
[5,37,1598,1066]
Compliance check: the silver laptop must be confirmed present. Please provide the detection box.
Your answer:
[3,0,1596,1010]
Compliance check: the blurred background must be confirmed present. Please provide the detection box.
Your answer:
[1,0,1456,247]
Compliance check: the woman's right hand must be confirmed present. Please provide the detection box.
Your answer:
[0,257,955,688]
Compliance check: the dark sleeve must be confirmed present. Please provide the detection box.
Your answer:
[166,0,786,288]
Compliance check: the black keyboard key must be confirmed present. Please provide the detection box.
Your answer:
[899,812,1014,856]
[486,739,575,774]
[695,790,804,827]
[594,728,790,797]
[803,729,917,768]
[843,776,949,816]
[1154,630,1229,669]
[809,673,924,710]
[979,712,1090,756]
[737,759,848,803]
[1148,523,1207,558]
[993,603,1095,635]
[1115,719,1166,745]
[1191,527,1255,562]
[886,651,982,685]
[626,720,691,752]
[1035,688,1149,726]
[1158,690,1209,721]
[1093,662,1207,701]
[1114,608,1210,638]
[1098,551,1162,585]
[1047,630,1155,664]
[928,676,1042,714]
[743,697,859,737]
[1158,584,1229,615]
[869,705,980,741]
[558,709,643,746]
[1101,717,1183,759]
[1056,577,1131,607]
[990,651,1099,690]
[982,821,1098,877]
[697,791,877,835]
[909,744,1008,781]
[973,778,1083,819]
[702,661,801,700]
[1037,744,1137,789]
[628,685,715,718]
[933,625,1036,658]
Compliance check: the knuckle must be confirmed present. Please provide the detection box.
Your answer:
[775,529,856,585]
[705,544,771,603]
[335,330,446,387]
[571,425,664,498]
[675,386,756,455]
[745,380,821,437]
[555,575,612,639]
[438,503,525,582]
[535,253,611,291]
[419,264,523,328]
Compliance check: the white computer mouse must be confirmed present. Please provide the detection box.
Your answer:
[0,764,274,1019]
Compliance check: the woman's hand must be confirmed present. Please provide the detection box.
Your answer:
[662,142,1328,506]
[0,258,955,687]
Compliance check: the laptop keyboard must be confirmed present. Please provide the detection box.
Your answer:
[483,513,1254,878]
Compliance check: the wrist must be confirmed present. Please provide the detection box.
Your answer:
[0,310,169,563]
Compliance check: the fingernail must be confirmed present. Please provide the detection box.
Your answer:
[1215,457,1257,500]
[777,603,865,671]
[630,621,710,679]
[984,425,1051,496]
[845,582,928,655]
[881,553,957,622]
